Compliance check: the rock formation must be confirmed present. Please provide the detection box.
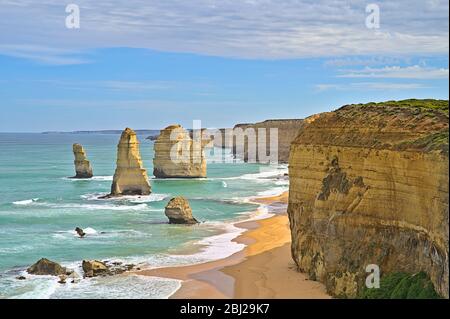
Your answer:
[27,258,68,276]
[153,125,208,178]
[109,128,151,196]
[72,144,93,178]
[82,260,109,277]
[81,260,135,277]
[75,227,86,238]
[165,197,198,224]
[287,99,449,298]
[218,119,303,163]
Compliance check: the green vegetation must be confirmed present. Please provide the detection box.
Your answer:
[350,99,449,115]
[396,130,449,154]
[360,272,441,299]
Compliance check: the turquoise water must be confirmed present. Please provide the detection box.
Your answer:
[0,133,288,299]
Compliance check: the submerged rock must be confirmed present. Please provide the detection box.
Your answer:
[75,227,86,238]
[27,258,67,276]
[153,125,208,178]
[109,128,151,196]
[72,144,93,178]
[165,197,198,224]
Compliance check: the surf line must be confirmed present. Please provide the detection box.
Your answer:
[180,303,214,317]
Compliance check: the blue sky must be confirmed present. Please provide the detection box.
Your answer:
[0,0,448,132]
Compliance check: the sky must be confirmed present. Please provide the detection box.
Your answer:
[0,0,448,132]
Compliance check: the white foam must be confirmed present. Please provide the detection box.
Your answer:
[122,194,169,203]
[63,176,113,181]
[219,166,288,182]
[275,179,290,186]
[33,202,149,211]
[81,193,169,203]
[50,275,182,299]
[12,198,39,206]
[222,181,228,188]
[91,176,113,181]
[53,228,153,240]
[256,186,289,197]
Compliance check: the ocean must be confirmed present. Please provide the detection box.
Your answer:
[0,133,288,299]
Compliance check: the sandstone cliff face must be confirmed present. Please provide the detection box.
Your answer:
[110,128,151,196]
[153,125,207,178]
[230,119,303,163]
[72,144,93,178]
[287,99,449,298]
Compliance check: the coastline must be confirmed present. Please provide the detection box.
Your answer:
[134,191,331,299]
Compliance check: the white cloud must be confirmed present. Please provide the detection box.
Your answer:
[315,82,432,91]
[0,44,89,65]
[0,0,448,62]
[338,65,449,79]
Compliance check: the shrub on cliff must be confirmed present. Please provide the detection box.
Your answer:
[360,272,441,299]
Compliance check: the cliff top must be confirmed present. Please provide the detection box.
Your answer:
[340,99,448,116]
[295,99,449,155]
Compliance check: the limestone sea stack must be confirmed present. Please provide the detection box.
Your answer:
[287,99,449,298]
[165,197,198,224]
[153,125,207,178]
[109,128,151,196]
[72,144,93,178]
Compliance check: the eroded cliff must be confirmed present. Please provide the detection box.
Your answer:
[287,99,449,298]
[230,119,303,163]
[153,125,207,178]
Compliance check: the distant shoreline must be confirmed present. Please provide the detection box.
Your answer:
[41,130,161,135]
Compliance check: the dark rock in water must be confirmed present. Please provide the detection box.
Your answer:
[27,258,67,276]
[82,260,109,277]
[16,276,26,280]
[75,227,86,238]
[164,197,198,224]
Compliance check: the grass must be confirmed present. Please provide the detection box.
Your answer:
[360,272,441,299]
[396,130,449,155]
[343,99,449,116]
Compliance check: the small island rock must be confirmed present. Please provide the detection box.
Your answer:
[82,260,109,277]
[27,258,67,276]
[164,197,198,224]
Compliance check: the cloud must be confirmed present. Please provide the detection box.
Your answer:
[0,44,89,65]
[0,0,448,62]
[337,65,449,79]
[315,82,432,91]
[31,80,176,91]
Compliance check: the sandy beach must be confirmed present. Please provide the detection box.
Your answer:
[135,192,330,299]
